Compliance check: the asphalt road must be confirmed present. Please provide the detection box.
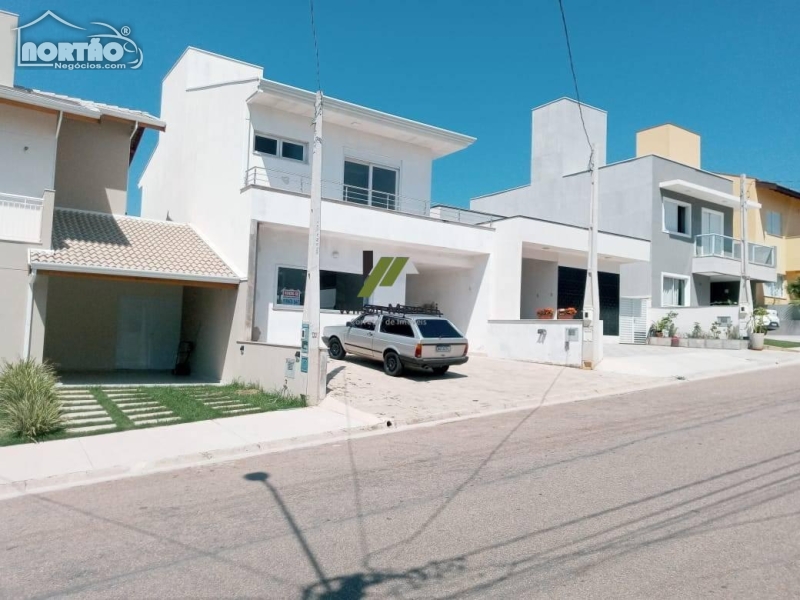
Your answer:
[3,364,800,599]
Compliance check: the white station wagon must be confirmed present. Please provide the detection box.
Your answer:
[322,305,469,377]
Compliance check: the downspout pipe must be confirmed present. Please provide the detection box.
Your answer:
[22,266,37,360]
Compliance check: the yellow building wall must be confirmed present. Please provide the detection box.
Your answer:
[727,175,800,303]
[636,124,701,168]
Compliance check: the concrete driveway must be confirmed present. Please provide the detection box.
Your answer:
[326,345,800,426]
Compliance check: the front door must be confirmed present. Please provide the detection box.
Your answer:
[115,294,182,370]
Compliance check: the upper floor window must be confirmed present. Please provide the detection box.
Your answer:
[254,134,307,162]
[663,198,691,237]
[343,160,398,210]
[765,210,782,236]
[662,273,689,307]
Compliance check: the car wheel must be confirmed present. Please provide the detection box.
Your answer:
[431,366,449,375]
[328,337,346,360]
[383,351,404,377]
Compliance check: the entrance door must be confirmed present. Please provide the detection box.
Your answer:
[619,297,648,344]
[115,295,182,370]
[700,208,724,255]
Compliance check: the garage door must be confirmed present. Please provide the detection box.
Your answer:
[620,297,648,344]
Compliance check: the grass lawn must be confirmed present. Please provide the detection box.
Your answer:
[765,338,800,349]
[0,383,304,447]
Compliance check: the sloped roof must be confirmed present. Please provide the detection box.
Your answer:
[0,84,165,130]
[30,210,240,284]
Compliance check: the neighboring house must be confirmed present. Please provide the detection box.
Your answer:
[140,48,648,377]
[472,104,777,340]
[724,176,800,305]
[0,11,242,380]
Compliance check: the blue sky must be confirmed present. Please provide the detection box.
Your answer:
[6,0,800,215]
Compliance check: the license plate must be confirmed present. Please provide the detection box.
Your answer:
[435,344,451,353]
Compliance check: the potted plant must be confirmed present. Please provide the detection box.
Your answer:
[750,307,769,350]
[536,307,555,319]
[706,321,723,349]
[687,322,705,349]
[650,311,677,346]
[557,307,578,320]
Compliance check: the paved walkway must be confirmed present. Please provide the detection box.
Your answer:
[0,399,381,499]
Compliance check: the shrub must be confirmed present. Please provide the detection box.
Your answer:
[0,359,63,440]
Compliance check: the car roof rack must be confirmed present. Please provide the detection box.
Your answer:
[362,303,442,317]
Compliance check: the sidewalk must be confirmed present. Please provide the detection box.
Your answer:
[0,399,382,500]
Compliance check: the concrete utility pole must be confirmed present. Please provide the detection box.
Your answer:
[739,173,753,310]
[582,144,602,368]
[301,91,323,404]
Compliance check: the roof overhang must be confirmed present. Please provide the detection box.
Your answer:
[247,80,475,158]
[756,180,800,201]
[31,261,241,289]
[660,179,761,209]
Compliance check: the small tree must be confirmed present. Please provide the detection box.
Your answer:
[752,307,770,334]
[788,276,800,306]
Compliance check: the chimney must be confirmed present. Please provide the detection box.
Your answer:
[636,124,701,168]
[531,98,607,185]
[0,10,17,87]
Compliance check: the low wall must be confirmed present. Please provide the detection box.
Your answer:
[648,306,742,337]
[264,304,352,346]
[486,320,583,367]
[228,341,327,403]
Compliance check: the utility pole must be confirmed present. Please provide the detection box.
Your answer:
[582,144,601,368]
[301,91,323,404]
[739,173,753,336]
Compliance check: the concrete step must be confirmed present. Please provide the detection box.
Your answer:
[129,411,173,420]
[224,407,262,415]
[68,424,118,434]
[62,405,103,413]
[65,416,113,426]
[134,417,181,426]
[61,400,100,406]
[115,400,160,407]
[64,410,109,420]
[121,407,168,415]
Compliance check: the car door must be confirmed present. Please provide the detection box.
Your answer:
[344,314,378,358]
[376,315,417,358]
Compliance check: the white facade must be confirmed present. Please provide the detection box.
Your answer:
[141,49,652,382]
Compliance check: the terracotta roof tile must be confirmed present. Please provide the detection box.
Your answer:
[30,210,239,282]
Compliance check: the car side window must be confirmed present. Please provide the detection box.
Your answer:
[380,316,414,337]
[353,315,377,331]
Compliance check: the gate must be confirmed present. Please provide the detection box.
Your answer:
[619,297,648,344]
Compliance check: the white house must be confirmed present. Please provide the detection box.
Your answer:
[139,48,651,388]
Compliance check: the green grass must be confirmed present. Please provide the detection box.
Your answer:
[764,339,800,349]
[0,383,305,446]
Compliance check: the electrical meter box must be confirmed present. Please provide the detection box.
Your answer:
[566,327,580,342]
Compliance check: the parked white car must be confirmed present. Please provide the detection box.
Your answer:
[322,305,468,377]
[765,309,781,330]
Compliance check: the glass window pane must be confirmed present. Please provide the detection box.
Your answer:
[343,161,370,205]
[664,202,678,232]
[255,135,278,155]
[281,141,305,161]
[677,205,687,233]
[277,267,306,305]
[416,319,462,338]
[380,317,414,337]
[371,167,397,210]
[319,270,364,311]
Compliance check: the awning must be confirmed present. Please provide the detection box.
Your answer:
[660,180,761,209]
[30,209,241,288]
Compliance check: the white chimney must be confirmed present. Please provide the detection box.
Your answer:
[0,10,18,87]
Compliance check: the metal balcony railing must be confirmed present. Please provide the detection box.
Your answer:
[694,234,776,267]
[244,166,499,227]
[0,192,43,243]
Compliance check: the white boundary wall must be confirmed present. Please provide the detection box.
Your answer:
[486,320,583,367]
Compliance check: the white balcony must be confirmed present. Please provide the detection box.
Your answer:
[693,233,777,282]
[244,166,499,227]
[0,192,44,243]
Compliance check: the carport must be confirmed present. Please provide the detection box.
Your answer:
[28,209,242,382]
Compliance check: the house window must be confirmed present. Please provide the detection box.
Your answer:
[343,160,398,210]
[275,266,363,311]
[663,199,691,237]
[765,211,782,236]
[764,274,785,298]
[254,134,306,162]
[662,274,689,307]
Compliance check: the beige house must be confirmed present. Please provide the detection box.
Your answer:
[0,11,244,381]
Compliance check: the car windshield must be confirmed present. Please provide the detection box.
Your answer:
[415,319,462,338]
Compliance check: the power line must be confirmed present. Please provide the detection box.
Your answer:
[556,0,593,167]
[309,0,322,93]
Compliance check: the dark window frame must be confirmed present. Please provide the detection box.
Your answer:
[254,133,307,163]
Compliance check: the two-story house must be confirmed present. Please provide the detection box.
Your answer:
[472,101,777,342]
[725,176,800,306]
[0,11,240,381]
